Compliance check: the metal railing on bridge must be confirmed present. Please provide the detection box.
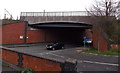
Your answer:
[20,11,89,17]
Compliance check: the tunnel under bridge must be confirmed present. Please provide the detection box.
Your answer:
[28,22,92,44]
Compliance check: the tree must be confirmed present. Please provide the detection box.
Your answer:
[117,1,120,19]
[86,0,120,44]
[87,0,119,16]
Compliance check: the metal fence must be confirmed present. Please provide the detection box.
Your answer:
[20,11,89,16]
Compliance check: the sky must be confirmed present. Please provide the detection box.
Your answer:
[0,0,95,19]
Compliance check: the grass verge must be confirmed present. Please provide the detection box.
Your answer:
[2,62,9,67]
[82,48,120,56]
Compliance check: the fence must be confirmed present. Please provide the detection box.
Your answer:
[20,11,89,17]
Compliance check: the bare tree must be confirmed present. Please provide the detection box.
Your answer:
[86,0,120,44]
[116,1,120,19]
[87,0,119,17]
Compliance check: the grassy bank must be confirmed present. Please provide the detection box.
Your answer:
[82,48,120,56]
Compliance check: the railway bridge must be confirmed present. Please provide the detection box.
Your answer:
[20,11,108,51]
[20,11,92,24]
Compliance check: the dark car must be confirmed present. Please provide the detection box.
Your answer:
[46,42,64,50]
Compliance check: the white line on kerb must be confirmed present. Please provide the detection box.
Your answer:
[82,60,119,66]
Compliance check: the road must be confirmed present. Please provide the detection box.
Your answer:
[42,48,119,71]
[3,43,119,72]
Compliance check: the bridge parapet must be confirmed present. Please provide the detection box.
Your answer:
[20,11,89,17]
[20,11,92,24]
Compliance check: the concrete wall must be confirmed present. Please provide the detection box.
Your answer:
[20,16,91,24]
[1,22,26,44]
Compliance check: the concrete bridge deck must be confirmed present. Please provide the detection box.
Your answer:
[20,11,92,24]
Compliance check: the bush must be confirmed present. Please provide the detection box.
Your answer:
[22,68,34,73]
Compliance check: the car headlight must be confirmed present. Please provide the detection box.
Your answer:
[50,46,52,48]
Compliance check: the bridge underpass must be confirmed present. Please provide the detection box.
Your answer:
[28,22,92,45]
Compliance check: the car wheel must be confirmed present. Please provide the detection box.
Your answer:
[53,48,55,51]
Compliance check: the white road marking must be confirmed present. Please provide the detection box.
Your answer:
[80,60,119,66]
[48,53,67,58]
[38,49,119,67]
[47,52,119,67]
[38,50,63,55]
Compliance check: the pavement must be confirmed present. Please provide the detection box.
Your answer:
[2,43,119,72]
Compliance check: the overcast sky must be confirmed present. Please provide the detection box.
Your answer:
[0,0,97,19]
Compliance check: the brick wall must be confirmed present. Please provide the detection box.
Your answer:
[0,49,2,60]
[110,44,120,49]
[93,31,108,51]
[22,55,61,72]
[1,21,85,44]
[85,29,92,39]
[45,29,83,42]
[2,22,26,44]
[2,49,18,65]
[2,49,77,72]
[2,49,61,72]
[26,30,45,43]
[26,29,83,43]
[0,26,2,44]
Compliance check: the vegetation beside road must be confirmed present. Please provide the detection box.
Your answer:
[82,48,120,56]
[2,62,9,67]
[87,0,120,44]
